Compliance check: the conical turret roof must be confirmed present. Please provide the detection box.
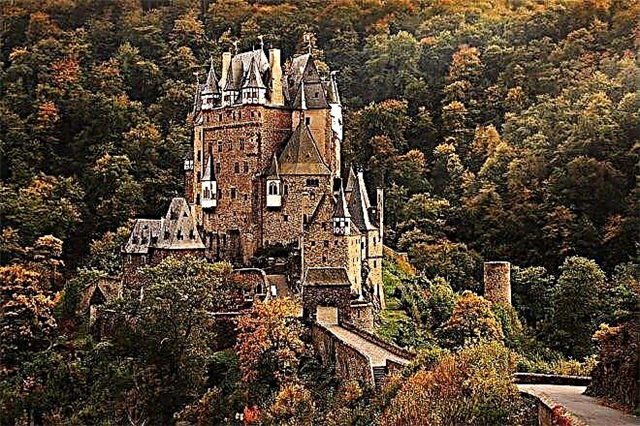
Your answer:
[242,56,266,89]
[202,57,220,95]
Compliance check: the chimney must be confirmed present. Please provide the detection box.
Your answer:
[484,262,511,305]
[269,48,284,106]
[220,51,232,93]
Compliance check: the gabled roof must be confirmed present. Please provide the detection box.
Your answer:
[202,57,220,95]
[242,56,266,89]
[123,198,205,253]
[347,172,376,232]
[287,54,329,109]
[303,267,351,287]
[277,122,330,175]
[231,49,269,91]
[333,186,350,218]
[124,219,162,254]
[202,154,215,181]
[156,198,206,250]
[345,166,357,193]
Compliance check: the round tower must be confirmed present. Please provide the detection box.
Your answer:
[484,261,511,305]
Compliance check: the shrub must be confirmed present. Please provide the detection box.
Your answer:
[436,291,503,349]
[492,303,524,350]
[381,342,524,426]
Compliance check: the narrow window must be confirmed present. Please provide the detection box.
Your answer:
[197,172,201,182]
[217,141,222,152]
[231,188,237,199]
[197,151,201,161]
[240,140,245,150]
[234,163,240,173]
[243,161,248,173]
[215,163,221,174]
[284,215,289,222]
[284,185,288,195]
[305,117,310,126]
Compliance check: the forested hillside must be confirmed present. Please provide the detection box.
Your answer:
[1,0,637,277]
[0,0,638,424]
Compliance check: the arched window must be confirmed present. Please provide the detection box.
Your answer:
[268,181,279,195]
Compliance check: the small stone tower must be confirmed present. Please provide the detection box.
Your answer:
[484,261,511,305]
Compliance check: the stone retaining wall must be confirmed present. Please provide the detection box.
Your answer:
[311,323,374,386]
[339,321,415,362]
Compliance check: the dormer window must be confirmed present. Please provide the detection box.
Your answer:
[268,181,279,195]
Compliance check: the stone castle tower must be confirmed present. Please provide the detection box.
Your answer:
[125,46,385,308]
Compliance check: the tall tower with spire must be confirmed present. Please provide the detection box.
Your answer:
[187,42,383,308]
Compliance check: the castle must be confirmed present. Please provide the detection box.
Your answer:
[123,45,385,313]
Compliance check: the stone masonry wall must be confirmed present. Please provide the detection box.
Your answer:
[484,261,511,305]
[311,323,374,386]
[302,284,351,324]
[192,105,292,264]
[302,198,362,294]
[262,175,331,248]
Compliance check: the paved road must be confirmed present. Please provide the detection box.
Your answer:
[518,384,639,426]
[324,324,410,367]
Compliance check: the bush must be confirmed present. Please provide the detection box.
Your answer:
[492,303,524,350]
[436,291,504,349]
[381,342,524,426]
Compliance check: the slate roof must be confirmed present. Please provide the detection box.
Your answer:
[202,154,214,181]
[347,172,376,232]
[303,267,352,286]
[123,198,205,253]
[230,49,269,90]
[242,57,266,89]
[345,166,357,193]
[123,219,162,254]
[81,277,122,308]
[277,122,330,175]
[287,53,329,109]
[156,198,206,250]
[202,57,220,95]
[334,185,350,218]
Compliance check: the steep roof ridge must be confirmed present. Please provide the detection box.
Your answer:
[157,198,205,250]
[333,185,350,218]
[242,56,266,89]
[202,154,214,181]
[277,121,330,175]
[348,172,375,232]
[202,57,220,95]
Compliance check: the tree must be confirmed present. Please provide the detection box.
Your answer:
[437,291,504,349]
[551,256,607,358]
[381,342,523,426]
[109,256,235,423]
[235,297,306,402]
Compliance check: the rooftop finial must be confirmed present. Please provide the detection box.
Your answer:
[303,32,313,55]
[232,40,239,55]
[258,35,264,51]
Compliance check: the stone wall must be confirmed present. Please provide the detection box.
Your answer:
[484,261,511,305]
[311,323,374,386]
[302,284,351,324]
[347,302,374,333]
[192,104,292,264]
[263,174,331,248]
[302,198,362,294]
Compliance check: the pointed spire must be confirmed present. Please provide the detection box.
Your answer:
[300,79,307,110]
[333,185,350,218]
[202,56,220,95]
[345,166,357,194]
[202,154,214,181]
[243,56,266,89]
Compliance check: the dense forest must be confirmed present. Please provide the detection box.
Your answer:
[0,0,638,424]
